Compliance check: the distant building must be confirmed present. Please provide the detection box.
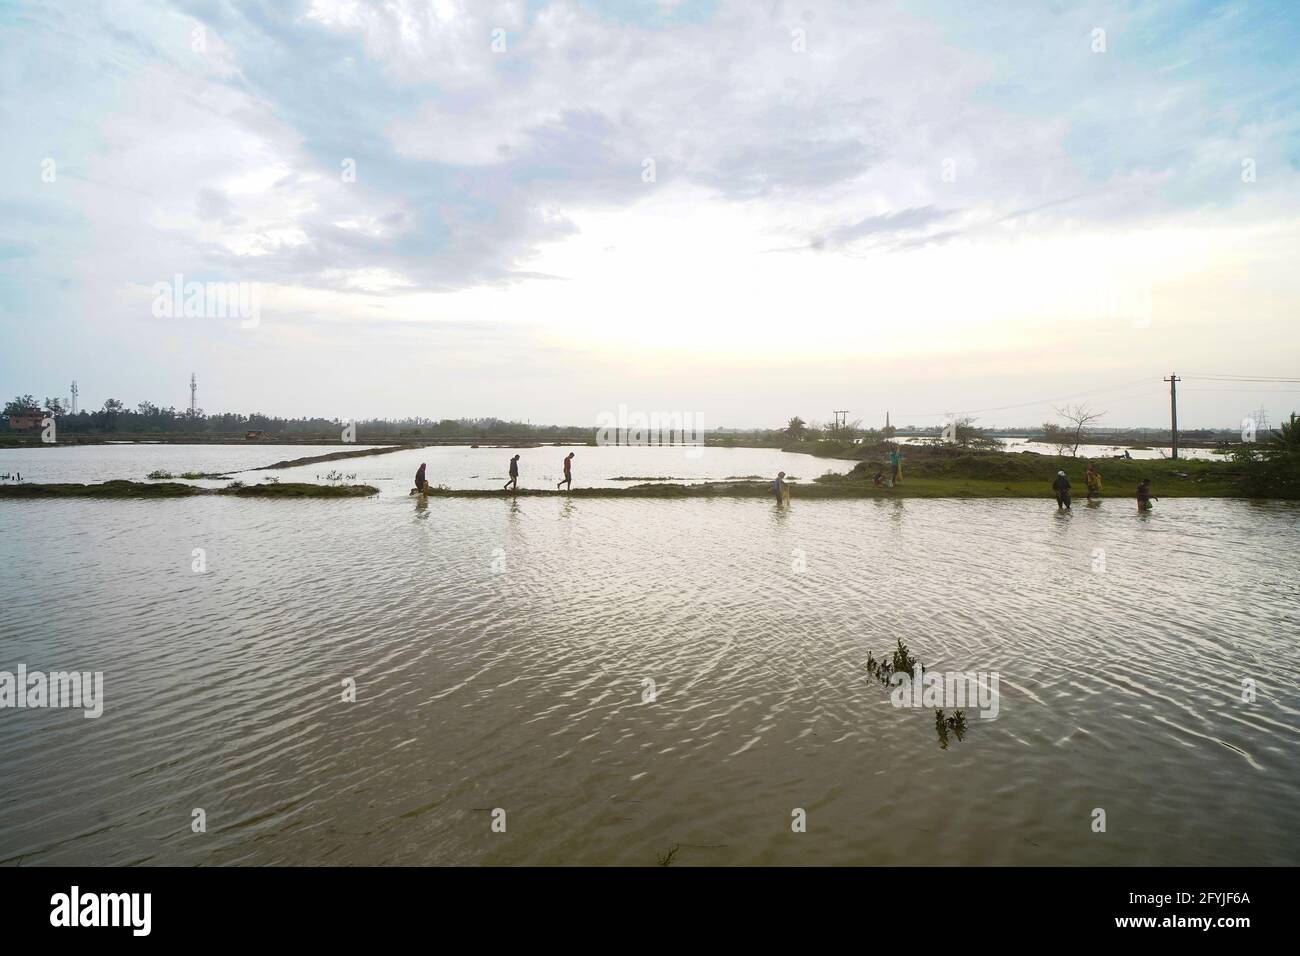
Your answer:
[245,430,267,440]
[8,407,47,430]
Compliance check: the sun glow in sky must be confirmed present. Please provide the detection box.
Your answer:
[2,0,1298,428]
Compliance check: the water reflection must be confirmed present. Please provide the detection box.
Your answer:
[885,497,905,525]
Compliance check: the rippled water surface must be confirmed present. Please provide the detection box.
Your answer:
[1,446,1298,866]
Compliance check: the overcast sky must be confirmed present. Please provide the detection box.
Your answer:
[2,0,1298,429]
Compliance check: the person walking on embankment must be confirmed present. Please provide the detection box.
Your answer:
[1084,462,1103,501]
[557,452,574,491]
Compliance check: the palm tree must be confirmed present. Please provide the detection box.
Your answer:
[785,416,808,440]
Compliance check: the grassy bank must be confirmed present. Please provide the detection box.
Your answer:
[0,480,378,499]
[423,447,1251,499]
[788,443,1248,496]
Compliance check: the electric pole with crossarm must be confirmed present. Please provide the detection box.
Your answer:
[1164,373,1180,460]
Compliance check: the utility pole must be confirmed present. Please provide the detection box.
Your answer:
[1164,373,1180,459]
[832,410,849,439]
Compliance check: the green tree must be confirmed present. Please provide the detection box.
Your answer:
[1234,412,1300,498]
[785,416,808,441]
[4,394,39,416]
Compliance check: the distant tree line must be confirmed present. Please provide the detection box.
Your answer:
[2,394,595,440]
[5,392,1278,447]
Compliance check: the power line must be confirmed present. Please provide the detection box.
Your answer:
[895,372,1299,421]
[896,377,1156,419]
[1181,387,1300,393]
[1184,374,1300,383]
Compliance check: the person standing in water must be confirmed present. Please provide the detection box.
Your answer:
[1136,478,1157,511]
[556,452,574,491]
[414,462,427,495]
[1084,462,1103,501]
[772,470,789,503]
[1052,470,1072,510]
[504,454,520,491]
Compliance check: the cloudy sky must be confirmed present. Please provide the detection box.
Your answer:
[2,0,1298,429]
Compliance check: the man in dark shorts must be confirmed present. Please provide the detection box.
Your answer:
[1051,470,1071,510]
[504,454,520,491]
[556,452,574,491]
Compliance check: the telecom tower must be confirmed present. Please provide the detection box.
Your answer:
[190,373,197,415]
[1253,406,1270,435]
[70,380,78,415]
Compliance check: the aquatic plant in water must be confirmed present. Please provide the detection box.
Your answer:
[934,708,967,750]
[867,640,968,749]
[865,638,921,686]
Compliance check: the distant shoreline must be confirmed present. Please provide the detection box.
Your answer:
[0,434,1238,451]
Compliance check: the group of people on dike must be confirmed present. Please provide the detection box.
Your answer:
[1051,463,1157,512]
[412,452,577,495]
[411,450,1157,512]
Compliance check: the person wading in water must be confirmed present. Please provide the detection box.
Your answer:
[1052,470,1072,510]
[1136,478,1158,512]
[772,471,789,504]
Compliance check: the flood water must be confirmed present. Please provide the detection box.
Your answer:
[1,446,1297,866]
[0,443,381,486]
[0,442,838,495]
[898,436,1223,461]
